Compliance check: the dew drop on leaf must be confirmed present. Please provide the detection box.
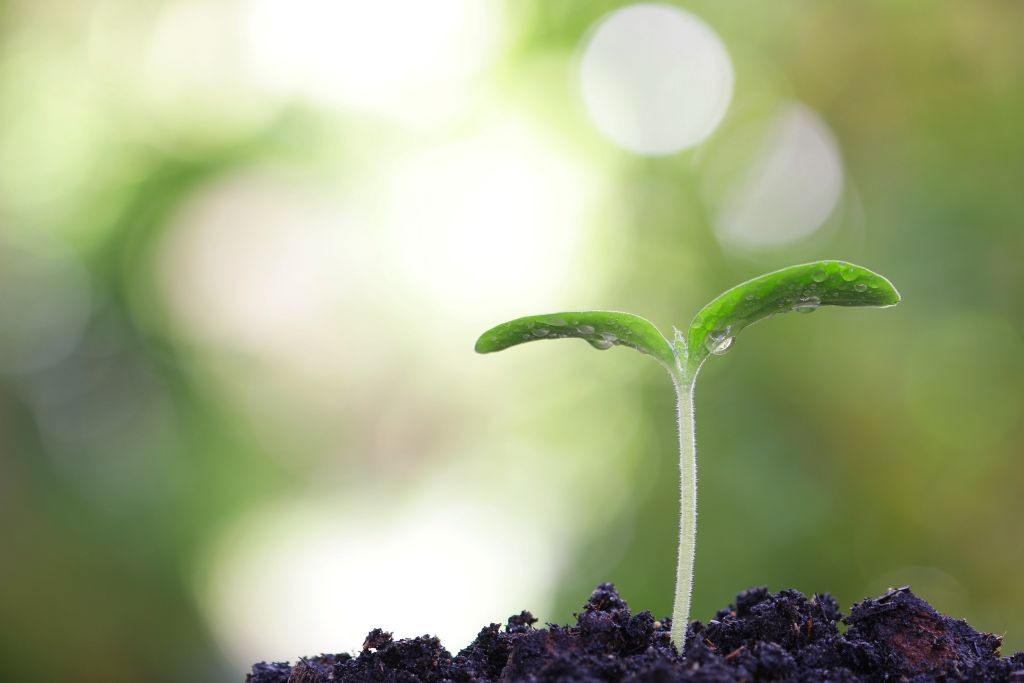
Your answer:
[812,269,827,283]
[532,328,549,337]
[577,324,595,335]
[792,296,820,314]
[590,338,614,350]
[854,283,867,292]
[705,331,734,355]
[840,269,858,282]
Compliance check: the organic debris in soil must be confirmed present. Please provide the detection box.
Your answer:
[247,583,1024,682]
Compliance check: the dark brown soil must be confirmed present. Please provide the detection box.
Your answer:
[247,584,1023,682]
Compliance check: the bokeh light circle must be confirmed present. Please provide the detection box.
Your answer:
[579,3,734,155]
[199,492,560,673]
[712,103,844,251]
[242,0,501,118]
[385,121,597,312]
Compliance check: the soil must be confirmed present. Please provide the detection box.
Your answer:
[247,583,1024,682]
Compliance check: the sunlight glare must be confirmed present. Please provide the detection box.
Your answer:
[200,492,560,673]
[386,121,598,313]
[242,0,501,116]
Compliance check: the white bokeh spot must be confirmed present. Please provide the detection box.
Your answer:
[155,169,366,363]
[199,491,560,673]
[242,0,501,118]
[579,3,734,155]
[713,102,845,251]
[386,121,597,312]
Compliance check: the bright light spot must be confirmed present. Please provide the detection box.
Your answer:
[713,103,844,251]
[0,43,109,217]
[242,0,502,118]
[386,121,597,313]
[145,1,247,102]
[200,491,560,673]
[155,169,367,366]
[579,4,734,155]
[0,230,91,375]
[152,169,393,458]
[85,0,276,149]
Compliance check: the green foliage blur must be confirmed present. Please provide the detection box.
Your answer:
[1,1,1022,681]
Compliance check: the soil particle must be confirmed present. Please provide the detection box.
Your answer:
[247,583,1024,682]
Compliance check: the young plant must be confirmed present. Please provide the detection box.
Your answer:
[475,260,900,651]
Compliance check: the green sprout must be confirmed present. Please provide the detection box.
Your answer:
[475,260,900,651]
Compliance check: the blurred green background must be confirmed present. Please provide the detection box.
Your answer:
[1,1,1023,680]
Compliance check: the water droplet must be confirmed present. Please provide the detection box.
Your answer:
[854,283,867,292]
[869,282,879,289]
[840,269,858,282]
[532,328,549,337]
[792,296,820,314]
[812,269,827,283]
[704,330,734,355]
[577,324,595,335]
[708,336,733,355]
[590,338,614,350]
[549,318,567,327]
[602,333,618,343]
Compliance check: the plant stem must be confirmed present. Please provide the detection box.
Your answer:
[670,371,698,651]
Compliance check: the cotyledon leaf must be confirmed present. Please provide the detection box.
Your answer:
[475,311,677,370]
[685,260,900,374]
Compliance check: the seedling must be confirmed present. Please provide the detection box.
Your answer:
[475,260,900,650]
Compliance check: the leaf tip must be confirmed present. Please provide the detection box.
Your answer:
[474,332,497,354]
[866,270,901,307]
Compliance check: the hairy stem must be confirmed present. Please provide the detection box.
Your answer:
[670,372,698,651]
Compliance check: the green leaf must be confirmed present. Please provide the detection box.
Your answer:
[475,311,677,369]
[685,260,900,373]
